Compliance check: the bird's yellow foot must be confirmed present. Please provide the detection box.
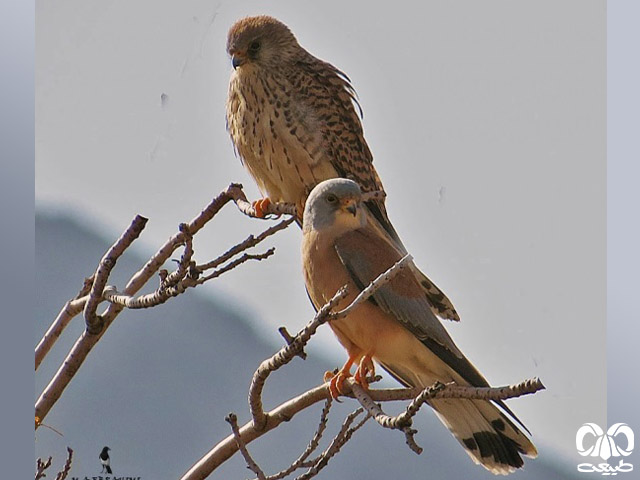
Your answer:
[353,355,375,390]
[251,197,272,218]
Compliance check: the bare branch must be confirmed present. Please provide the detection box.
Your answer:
[75,275,94,299]
[278,327,307,360]
[261,399,333,480]
[194,249,275,285]
[226,413,267,480]
[55,448,73,480]
[358,377,546,404]
[295,408,369,480]
[35,456,52,480]
[181,384,331,480]
[248,288,348,430]
[348,380,440,454]
[347,378,545,455]
[102,218,291,309]
[35,184,293,426]
[35,275,95,371]
[102,248,275,309]
[181,376,543,480]
[226,185,297,218]
[160,222,195,288]
[197,217,295,272]
[83,215,148,334]
[35,297,86,371]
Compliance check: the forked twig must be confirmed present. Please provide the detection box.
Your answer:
[227,413,267,480]
[35,184,295,425]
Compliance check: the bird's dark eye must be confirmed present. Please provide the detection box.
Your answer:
[326,194,338,204]
[248,41,261,53]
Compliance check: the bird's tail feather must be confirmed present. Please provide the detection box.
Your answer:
[380,361,536,475]
[429,397,537,475]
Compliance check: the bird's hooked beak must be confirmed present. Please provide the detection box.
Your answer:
[342,198,358,217]
[231,52,246,69]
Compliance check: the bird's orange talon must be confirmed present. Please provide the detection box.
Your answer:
[326,355,358,400]
[354,355,375,390]
[324,368,351,400]
[328,371,350,400]
[251,197,272,218]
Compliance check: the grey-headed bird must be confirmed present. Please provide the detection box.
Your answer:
[301,178,537,475]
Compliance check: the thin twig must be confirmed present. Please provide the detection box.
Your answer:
[102,248,275,309]
[226,413,267,480]
[260,399,333,480]
[295,408,368,480]
[198,217,295,272]
[35,456,52,480]
[328,254,412,321]
[278,327,306,360]
[83,215,148,334]
[358,377,546,403]
[181,384,330,480]
[75,276,94,299]
[226,185,297,218]
[161,223,194,288]
[347,378,545,455]
[55,448,73,480]
[35,297,86,371]
[349,380,434,454]
[248,288,348,430]
[102,217,291,310]
[35,275,95,371]
[195,250,275,284]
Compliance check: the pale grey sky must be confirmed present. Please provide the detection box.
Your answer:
[36,0,606,462]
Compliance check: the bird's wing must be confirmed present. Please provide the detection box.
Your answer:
[294,57,397,231]
[334,227,529,430]
[334,228,489,387]
[335,229,459,353]
[295,57,461,322]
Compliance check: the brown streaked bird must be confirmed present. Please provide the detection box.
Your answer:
[301,178,537,475]
[226,15,460,322]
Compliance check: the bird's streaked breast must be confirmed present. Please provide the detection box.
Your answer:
[227,67,337,211]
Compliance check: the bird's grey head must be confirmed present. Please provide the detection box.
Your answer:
[227,16,301,70]
[303,179,366,234]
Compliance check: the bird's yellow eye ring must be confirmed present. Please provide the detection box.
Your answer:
[326,194,338,204]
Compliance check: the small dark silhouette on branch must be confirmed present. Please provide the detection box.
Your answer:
[99,446,112,474]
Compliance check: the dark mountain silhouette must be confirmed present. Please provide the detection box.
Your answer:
[35,212,578,479]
